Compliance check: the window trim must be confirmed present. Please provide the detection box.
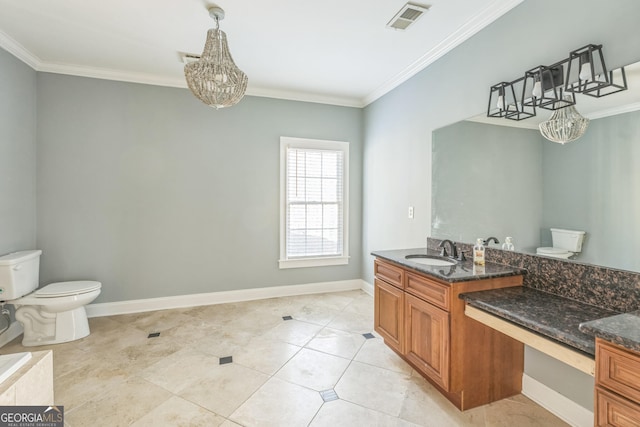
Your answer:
[279,136,349,269]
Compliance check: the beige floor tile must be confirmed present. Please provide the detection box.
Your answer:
[230,377,324,427]
[342,294,374,315]
[138,347,220,393]
[110,309,196,334]
[483,394,569,427]
[305,327,366,359]
[262,319,323,346]
[354,338,412,375]
[275,348,350,391]
[327,310,374,334]
[335,361,411,417]
[105,333,184,374]
[157,318,220,347]
[54,357,129,410]
[178,363,269,417]
[310,399,421,427]
[193,327,256,357]
[399,374,485,426]
[131,395,226,427]
[220,419,243,427]
[288,304,342,326]
[286,292,358,311]
[232,337,301,375]
[65,377,172,426]
[184,301,270,331]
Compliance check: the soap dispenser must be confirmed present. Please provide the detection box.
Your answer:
[473,238,485,266]
[502,237,515,251]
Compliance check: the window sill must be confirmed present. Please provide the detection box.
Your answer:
[278,256,350,269]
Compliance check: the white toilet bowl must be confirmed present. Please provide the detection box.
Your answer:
[12,281,101,347]
[536,247,573,259]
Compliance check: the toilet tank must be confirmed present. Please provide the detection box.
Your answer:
[0,250,42,300]
[551,228,586,252]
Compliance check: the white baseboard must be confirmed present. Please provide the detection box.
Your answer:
[522,373,593,427]
[0,322,24,348]
[361,280,373,296]
[86,279,367,318]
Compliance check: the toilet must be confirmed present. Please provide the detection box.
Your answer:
[0,250,101,347]
[536,228,586,259]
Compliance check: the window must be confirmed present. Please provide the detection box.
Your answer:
[279,137,349,269]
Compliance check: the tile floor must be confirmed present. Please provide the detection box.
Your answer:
[2,290,569,426]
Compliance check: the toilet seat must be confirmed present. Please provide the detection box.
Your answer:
[34,281,101,298]
[536,247,572,258]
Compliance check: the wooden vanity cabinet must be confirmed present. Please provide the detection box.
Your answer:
[595,339,640,426]
[374,257,524,411]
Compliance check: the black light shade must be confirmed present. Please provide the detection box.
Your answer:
[565,44,609,95]
[487,80,535,120]
[523,65,575,111]
[582,66,627,98]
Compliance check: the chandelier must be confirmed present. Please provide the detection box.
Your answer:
[539,97,590,144]
[184,6,248,109]
[487,44,627,144]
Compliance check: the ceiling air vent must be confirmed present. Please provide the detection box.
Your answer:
[180,53,200,64]
[386,3,430,31]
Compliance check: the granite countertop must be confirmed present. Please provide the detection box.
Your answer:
[459,287,619,356]
[579,311,640,354]
[371,248,525,283]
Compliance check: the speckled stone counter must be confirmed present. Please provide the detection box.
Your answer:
[580,311,640,354]
[460,287,619,356]
[371,248,525,283]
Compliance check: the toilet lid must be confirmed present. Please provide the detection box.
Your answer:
[536,247,570,255]
[34,281,102,298]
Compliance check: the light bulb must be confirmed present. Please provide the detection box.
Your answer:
[579,62,592,81]
[532,81,542,98]
[496,95,504,110]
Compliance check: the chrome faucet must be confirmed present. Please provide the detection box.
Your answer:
[438,239,458,259]
[484,236,499,246]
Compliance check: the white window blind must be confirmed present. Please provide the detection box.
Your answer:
[279,137,349,269]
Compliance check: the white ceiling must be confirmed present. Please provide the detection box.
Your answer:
[0,0,522,107]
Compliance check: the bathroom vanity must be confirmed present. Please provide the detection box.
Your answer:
[372,248,525,410]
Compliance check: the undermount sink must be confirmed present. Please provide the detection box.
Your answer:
[405,254,457,266]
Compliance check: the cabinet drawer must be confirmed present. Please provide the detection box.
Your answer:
[596,387,640,427]
[597,340,640,405]
[374,259,404,289]
[405,272,450,311]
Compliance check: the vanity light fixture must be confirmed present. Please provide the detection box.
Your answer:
[486,43,627,142]
[184,5,248,109]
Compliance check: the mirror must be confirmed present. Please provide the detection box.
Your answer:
[431,60,640,273]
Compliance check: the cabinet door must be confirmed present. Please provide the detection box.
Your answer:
[374,279,404,353]
[404,293,450,390]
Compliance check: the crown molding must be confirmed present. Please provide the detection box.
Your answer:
[362,0,524,106]
[586,101,640,120]
[0,29,41,69]
[246,86,364,108]
[38,61,189,89]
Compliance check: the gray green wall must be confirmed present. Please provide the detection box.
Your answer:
[0,48,37,255]
[35,74,363,303]
[431,121,543,251]
[362,0,640,412]
[543,109,640,272]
